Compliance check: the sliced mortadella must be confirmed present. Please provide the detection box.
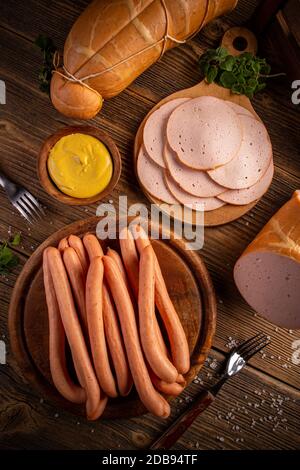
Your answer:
[164,144,225,197]
[226,101,257,119]
[209,116,272,189]
[166,96,242,170]
[218,161,274,205]
[143,98,190,168]
[165,172,226,212]
[234,252,300,329]
[137,146,178,204]
[234,191,300,329]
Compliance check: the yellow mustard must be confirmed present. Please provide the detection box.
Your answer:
[48,133,113,198]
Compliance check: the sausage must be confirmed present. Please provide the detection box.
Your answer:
[83,238,131,395]
[63,247,88,335]
[102,255,170,418]
[164,143,224,197]
[167,96,242,170]
[46,246,105,420]
[103,284,132,396]
[134,225,190,374]
[119,226,168,357]
[83,233,104,260]
[43,248,86,404]
[208,115,272,189]
[139,245,178,383]
[143,98,189,169]
[107,247,136,305]
[149,369,184,397]
[86,256,118,398]
[68,235,89,275]
[137,146,178,204]
[234,191,300,329]
[58,237,69,252]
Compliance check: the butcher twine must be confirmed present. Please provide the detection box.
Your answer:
[52,0,203,98]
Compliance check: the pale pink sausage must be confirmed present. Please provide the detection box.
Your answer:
[83,233,104,259]
[119,227,168,357]
[68,235,89,275]
[209,116,272,189]
[143,98,190,168]
[139,245,178,383]
[84,235,132,396]
[137,146,178,204]
[103,285,132,396]
[63,247,88,335]
[149,369,184,397]
[43,249,86,404]
[167,96,242,170]
[103,255,170,418]
[86,257,118,398]
[165,172,226,212]
[46,247,105,420]
[58,237,69,253]
[134,225,190,374]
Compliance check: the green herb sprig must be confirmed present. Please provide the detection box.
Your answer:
[35,35,58,95]
[199,47,282,98]
[0,233,21,275]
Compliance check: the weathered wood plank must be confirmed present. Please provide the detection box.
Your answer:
[0,350,299,450]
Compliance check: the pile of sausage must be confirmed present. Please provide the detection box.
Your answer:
[137,96,274,211]
[43,225,190,420]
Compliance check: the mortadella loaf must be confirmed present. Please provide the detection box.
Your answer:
[50,0,237,119]
[234,191,300,329]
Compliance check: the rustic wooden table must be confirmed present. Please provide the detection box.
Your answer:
[0,0,299,451]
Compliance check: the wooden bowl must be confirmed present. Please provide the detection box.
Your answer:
[37,126,122,206]
[8,217,217,419]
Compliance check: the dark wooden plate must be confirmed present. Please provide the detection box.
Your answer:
[8,217,216,419]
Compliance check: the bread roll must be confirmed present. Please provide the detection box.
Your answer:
[50,0,238,119]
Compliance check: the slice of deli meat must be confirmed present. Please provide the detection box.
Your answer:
[165,172,226,212]
[166,96,242,170]
[164,144,225,197]
[226,101,257,119]
[234,191,300,329]
[218,161,274,205]
[209,115,272,189]
[143,98,190,168]
[137,146,178,204]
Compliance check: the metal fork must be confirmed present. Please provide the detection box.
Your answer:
[0,170,45,224]
[150,332,270,450]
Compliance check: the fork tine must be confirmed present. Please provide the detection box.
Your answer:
[236,332,265,355]
[13,200,33,224]
[17,197,39,223]
[22,194,43,220]
[24,191,45,216]
[243,337,270,362]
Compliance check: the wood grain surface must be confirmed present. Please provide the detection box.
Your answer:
[0,0,299,450]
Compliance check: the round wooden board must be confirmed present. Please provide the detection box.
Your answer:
[8,217,217,419]
[134,81,260,226]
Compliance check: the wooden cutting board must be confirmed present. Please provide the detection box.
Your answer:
[134,27,264,226]
[8,217,217,419]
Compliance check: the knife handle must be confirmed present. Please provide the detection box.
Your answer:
[150,390,215,450]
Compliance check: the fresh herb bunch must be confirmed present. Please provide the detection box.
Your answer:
[35,35,58,94]
[199,46,273,98]
[0,233,21,275]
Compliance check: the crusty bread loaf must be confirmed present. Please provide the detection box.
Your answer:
[50,0,238,119]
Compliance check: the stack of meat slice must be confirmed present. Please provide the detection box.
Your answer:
[137,96,274,212]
